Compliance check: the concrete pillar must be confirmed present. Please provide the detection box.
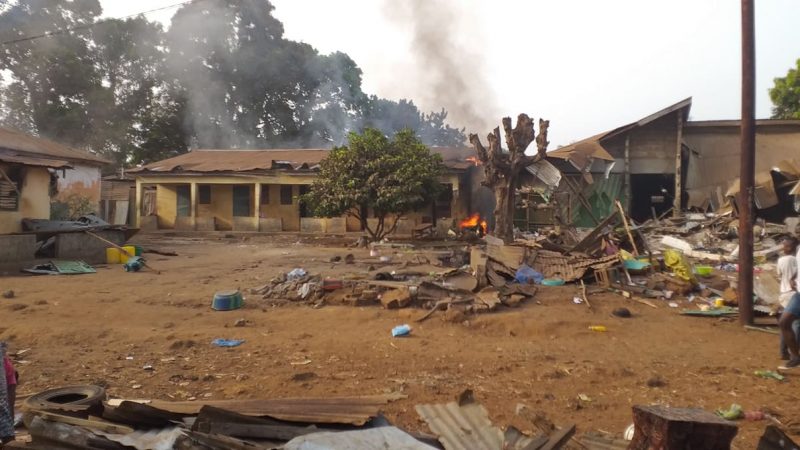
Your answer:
[254,182,261,218]
[190,182,198,219]
[135,179,142,228]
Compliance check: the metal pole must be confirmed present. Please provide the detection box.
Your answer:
[738,0,755,325]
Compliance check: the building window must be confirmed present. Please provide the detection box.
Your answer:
[280,185,293,205]
[198,185,211,205]
[260,184,270,205]
[0,166,22,211]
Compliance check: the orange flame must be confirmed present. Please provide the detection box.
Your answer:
[466,156,481,167]
[460,213,488,234]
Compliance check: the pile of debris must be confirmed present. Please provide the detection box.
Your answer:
[9,386,580,450]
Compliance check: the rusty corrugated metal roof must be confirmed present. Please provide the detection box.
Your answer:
[131,147,475,174]
[0,153,71,168]
[416,393,504,450]
[0,127,109,165]
[131,149,330,173]
[549,97,693,163]
[148,393,404,425]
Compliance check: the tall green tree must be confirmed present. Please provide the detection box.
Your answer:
[0,0,465,167]
[305,128,444,240]
[770,58,800,119]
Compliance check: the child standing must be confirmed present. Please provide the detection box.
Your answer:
[0,343,16,444]
[778,238,800,360]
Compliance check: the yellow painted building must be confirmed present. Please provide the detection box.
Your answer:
[0,127,109,234]
[131,148,476,234]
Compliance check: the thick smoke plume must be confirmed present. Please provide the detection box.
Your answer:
[383,0,500,135]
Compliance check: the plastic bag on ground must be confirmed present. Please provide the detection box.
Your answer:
[515,264,544,285]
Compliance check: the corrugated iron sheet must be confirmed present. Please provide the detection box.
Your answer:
[0,152,71,168]
[416,393,504,450]
[526,159,562,189]
[0,126,109,165]
[131,147,476,174]
[149,393,405,425]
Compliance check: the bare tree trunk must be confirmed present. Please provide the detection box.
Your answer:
[470,114,549,243]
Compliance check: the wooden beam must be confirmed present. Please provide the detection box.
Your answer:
[616,200,640,256]
[673,113,684,217]
[31,411,134,435]
[624,135,631,212]
[562,176,599,225]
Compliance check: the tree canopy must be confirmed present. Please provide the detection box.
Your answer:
[0,0,466,168]
[770,58,800,119]
[304,128,444,240]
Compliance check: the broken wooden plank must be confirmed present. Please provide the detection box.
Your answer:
[571,212,619,254]
[537,423,576,450]
[30,410,134,435]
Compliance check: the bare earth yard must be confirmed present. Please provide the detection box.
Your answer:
[1,233,797,448]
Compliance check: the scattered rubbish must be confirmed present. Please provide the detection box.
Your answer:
[290,359,312,366]
[2,289,14,299]
[573,296,583,304]
[668,302,679,308]
[142,364,154,371]
[578,394,592,402]
[694,265,713,277]
[541,278,565,286]
[344,254,355,264]
[287,268,308,280]
[24,260,96,275]
[391,324,412,337]
[612,307,632,318]
[681,307,738,317]
[212,290,244,311]
[588,325,607,332]
[624,423,635,440]
[123,255,145,272]
[514,264,543,284]
[716,404,743,420]
[233,318,246,327]
[754,370,785,381]
[211,338,244,347]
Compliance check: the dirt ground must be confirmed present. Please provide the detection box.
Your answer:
[1,233,798,448]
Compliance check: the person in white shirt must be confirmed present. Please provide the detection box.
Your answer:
[779,237,800,369]
[777,238,799,360]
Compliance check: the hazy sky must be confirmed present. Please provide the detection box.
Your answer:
[100,0,800,147]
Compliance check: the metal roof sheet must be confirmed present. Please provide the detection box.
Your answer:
[0,127,109,165]
[416,392,504,450]
[548,97,693,163]
[131,147,476,174]
[148,393,404,425]
[0,152,72,168]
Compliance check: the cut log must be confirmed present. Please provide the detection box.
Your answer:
[628,405,738,450]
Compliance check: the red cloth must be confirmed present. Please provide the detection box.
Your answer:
[3,356,15,385]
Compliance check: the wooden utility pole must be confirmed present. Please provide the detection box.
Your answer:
[738,0,755,325]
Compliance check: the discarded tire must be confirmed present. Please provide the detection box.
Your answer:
[24,385,106,417]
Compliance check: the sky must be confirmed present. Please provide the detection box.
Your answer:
[100,0,800,147]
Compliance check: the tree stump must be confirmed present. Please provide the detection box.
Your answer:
[629,405,738,450]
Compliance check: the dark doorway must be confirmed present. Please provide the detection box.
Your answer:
[629,174,674,222]
[176,185,190,217]
[232,185,251,217]
[299,185,311,218]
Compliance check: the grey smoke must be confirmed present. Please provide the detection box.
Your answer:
[383,0,500,135]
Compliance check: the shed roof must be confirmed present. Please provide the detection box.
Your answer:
[0,127,110,166]
[131,147,476,174]
[548,97,693,161]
